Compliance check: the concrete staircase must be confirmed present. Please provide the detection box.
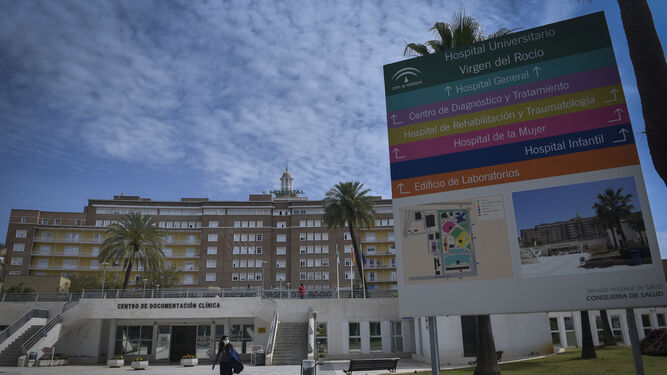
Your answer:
[0,325,43,366]
[271,322,308,365]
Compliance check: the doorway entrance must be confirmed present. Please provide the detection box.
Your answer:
[170,326,196,361]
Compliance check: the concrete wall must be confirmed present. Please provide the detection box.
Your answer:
[0,302,65,325]
[413,313,552,366]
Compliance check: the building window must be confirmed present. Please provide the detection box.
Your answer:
[563,316,577,347]
[323,272,329,280]
[93,233,103,242]
[549,318,561,347]
[183,274,194,285]
[300,259,306,267]
[307,246,314,254]
[241,234,248,241]
[114,326,153,355]
[349,323,361,353]
[307,233,314,241]
[391,321,403,352]
[232,273,239,281]
[54,219,62,225]
[233,247,240,255]
[300,233,307,241]
[11,257,23,265]
[307,272,314,280]
[39,245,51,254]
[209,221,218,228]
[315,259,322,267]
[322,258,329,267]
[208,234,218,242]
[366,232,376,241]
[276,260,286,268]
[307,259,314,267]
[276,273,286,282]
[37,259,49,268]
[240,260,247,268]
[64,246,79,255]
[368,271,376,282]
[63,259,78,269]
[255,273,262,281]
[300,272,306,280]
[344,258,351,267]
[15,230,27,238]
[370,322,382,352]
[207,246,217,255]
[13,243,25,252]
[41,218,49,225]
[207,260,217,268]
[276,247,286,255]
[344,245,352,253]
[66,232,81,241]
[316,323,328,357]
[206,273,216,282]
[90,260,99,270]
[75,219,82,226]
[241,247,248,254]
[344,233,351,241]
[277,222,286,228]
[256,246,263,254]
[657,313,667,329]
[184,261,195,271]
[256,234,263,241]
[344,271,354,280]
[322,245,329,254]
[641,314,653,336]
[300,246,306,254]
[277,234,286,242]
[300,220,306,227]
[315,272,322,280]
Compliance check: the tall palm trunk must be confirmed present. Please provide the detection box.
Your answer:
[122,258,134,290]
[580,310,597,359]
[474,315,499,375]
[618,0,667,185]
[600,310,617,346]
[347,223,366,293]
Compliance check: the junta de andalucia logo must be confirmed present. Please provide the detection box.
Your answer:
[391,67,422,90]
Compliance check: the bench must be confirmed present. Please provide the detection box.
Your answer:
[343,358,400,374]
[467,350,503,366]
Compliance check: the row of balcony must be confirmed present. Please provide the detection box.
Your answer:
[28,265,200,272]
[29,251,200,258]
[33,238,201,245]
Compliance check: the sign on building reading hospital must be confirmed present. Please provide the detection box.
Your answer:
[384,12,666,316]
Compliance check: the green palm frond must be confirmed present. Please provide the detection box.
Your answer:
[98,212,166,289]
[403,42,431,56]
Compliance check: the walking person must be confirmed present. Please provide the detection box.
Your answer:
[299,283,306,299]
[213,335,243,374]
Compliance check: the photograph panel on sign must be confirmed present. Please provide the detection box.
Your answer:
[512,176,651,278]
[399,194,513,284]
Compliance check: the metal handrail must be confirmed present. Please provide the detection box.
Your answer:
[20,314,63,354]
[0,309,49,347]
[266,310,279,355]
[0,288,397,302]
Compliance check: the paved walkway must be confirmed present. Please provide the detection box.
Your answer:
[0,359,447,375]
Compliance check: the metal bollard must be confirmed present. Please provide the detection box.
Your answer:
[301,359,316,375]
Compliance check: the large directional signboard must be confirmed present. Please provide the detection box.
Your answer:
[384,12,666,316]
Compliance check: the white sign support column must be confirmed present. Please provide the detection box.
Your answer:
[427,316,440,375]
[625,308,644,375]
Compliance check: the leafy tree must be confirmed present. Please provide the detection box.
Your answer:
[404,10,515,56]
[4,282,35,294]
[61,270,123,293]
[98,213,166,289]
[580,310,597,359]
[617,0,667,186]
[142,266,180,289]
[322,182,376,294]
[592,188,634,249]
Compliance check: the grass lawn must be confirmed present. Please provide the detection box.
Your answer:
[402,346,667,375]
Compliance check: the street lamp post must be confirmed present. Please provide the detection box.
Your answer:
[101,262,109,298]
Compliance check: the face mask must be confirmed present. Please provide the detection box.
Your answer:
[223,339,230,344]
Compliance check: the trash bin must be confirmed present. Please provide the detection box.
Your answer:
[251,352,265,366]
[301,359,316,375]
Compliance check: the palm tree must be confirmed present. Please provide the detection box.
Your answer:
[98,212,166,290]
[322,182,376,295]
[592,188,634,249]
[404,11,515,56]
[617,0,667,186]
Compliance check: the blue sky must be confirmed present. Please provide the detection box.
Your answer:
[512,177,641,231]
[0,0,665,257]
